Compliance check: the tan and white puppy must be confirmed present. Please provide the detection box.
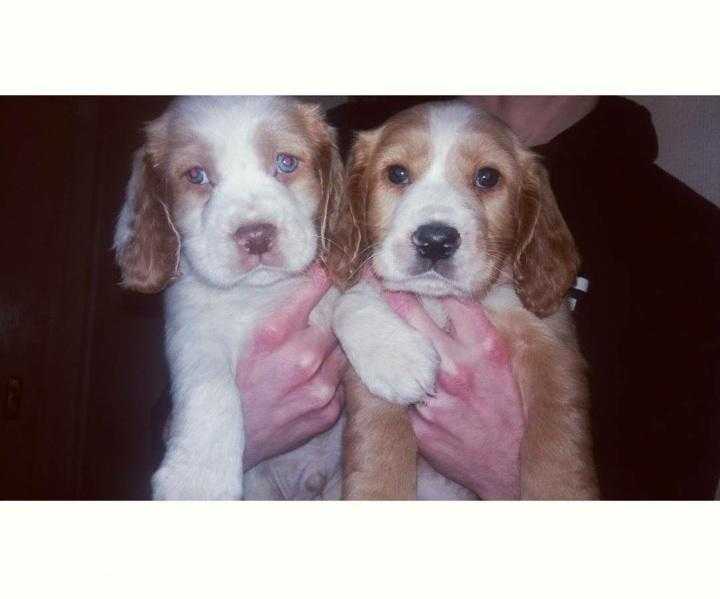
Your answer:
[331,100,598,499]
[114,96,344,499]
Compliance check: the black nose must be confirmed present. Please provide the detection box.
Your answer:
[412,222,460,261]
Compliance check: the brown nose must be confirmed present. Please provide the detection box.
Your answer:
[234,222,276,255]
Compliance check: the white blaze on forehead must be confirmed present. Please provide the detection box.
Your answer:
[424,102,479,182]
[172,95,291,133]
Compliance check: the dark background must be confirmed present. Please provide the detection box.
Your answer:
[1,97,172,499]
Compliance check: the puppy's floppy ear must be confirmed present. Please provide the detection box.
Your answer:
[513,154,580,317]
[313,118,346,280]
[324,129,381,288]
[295,104,346,278]
[114,117,181,294]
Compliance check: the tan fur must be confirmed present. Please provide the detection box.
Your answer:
[325,107,432,288]
[488,308,598,498]
[335,102,597,500]
[324,129,376,287]
[513,157,580,317]
[342,370,417,500]
[117,153,181,293]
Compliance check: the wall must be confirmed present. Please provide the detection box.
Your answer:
[622,96,718,206]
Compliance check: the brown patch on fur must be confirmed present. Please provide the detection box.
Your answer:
[116,113,196,294]
[294,104,345,276]
[366,110,432,252]
[254,103,345,278]
[117,152,180,293]
[342,370,417,500]
[448,121,523,296]
[324,128,377,287]
[326,106,431,288]
[488,308,598,499]
[372,106,432,180]
[513,154,580,317]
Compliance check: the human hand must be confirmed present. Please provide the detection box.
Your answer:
[384,292,524,499]
[237,265,348,471]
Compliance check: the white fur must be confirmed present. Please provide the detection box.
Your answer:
[116,97,341,499]
[333,280,439,404]
[157,267,339,499]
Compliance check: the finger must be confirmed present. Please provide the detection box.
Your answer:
[251,263,331,351]
[437,367,472,399]
[254,327,338,398]
[411,403,465,451]
[310,345,348,392]
[441,296,497,347]
[294,345,348,414]
[408,407,438,445]
[413,391,461,431]
[282,393,342,441]
[313,387,344,429]
[414,400,434,422]
[384,291,456,360]
[283,364,344,423]
[423,391,469,442]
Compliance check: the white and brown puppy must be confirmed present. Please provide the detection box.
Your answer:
[114,96,344,499]
[331,100,598,499]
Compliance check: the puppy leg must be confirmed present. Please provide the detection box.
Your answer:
[333,280,439,404]
[153,341,245,500]
[342,370,417,500]
[491,310,598,499]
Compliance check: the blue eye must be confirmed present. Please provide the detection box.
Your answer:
[474,167,500,189]
[186,166,209,185]
[276,153,299,174]
[388,164,410,185]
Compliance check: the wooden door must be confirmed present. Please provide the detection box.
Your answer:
[1,97,170,499]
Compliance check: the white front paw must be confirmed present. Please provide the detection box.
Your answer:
[350,327,439,404]
[152,460,242,500]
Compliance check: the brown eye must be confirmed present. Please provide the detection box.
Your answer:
[186,166,209,185]
[388,164,410,185]
[474,167,500,189]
